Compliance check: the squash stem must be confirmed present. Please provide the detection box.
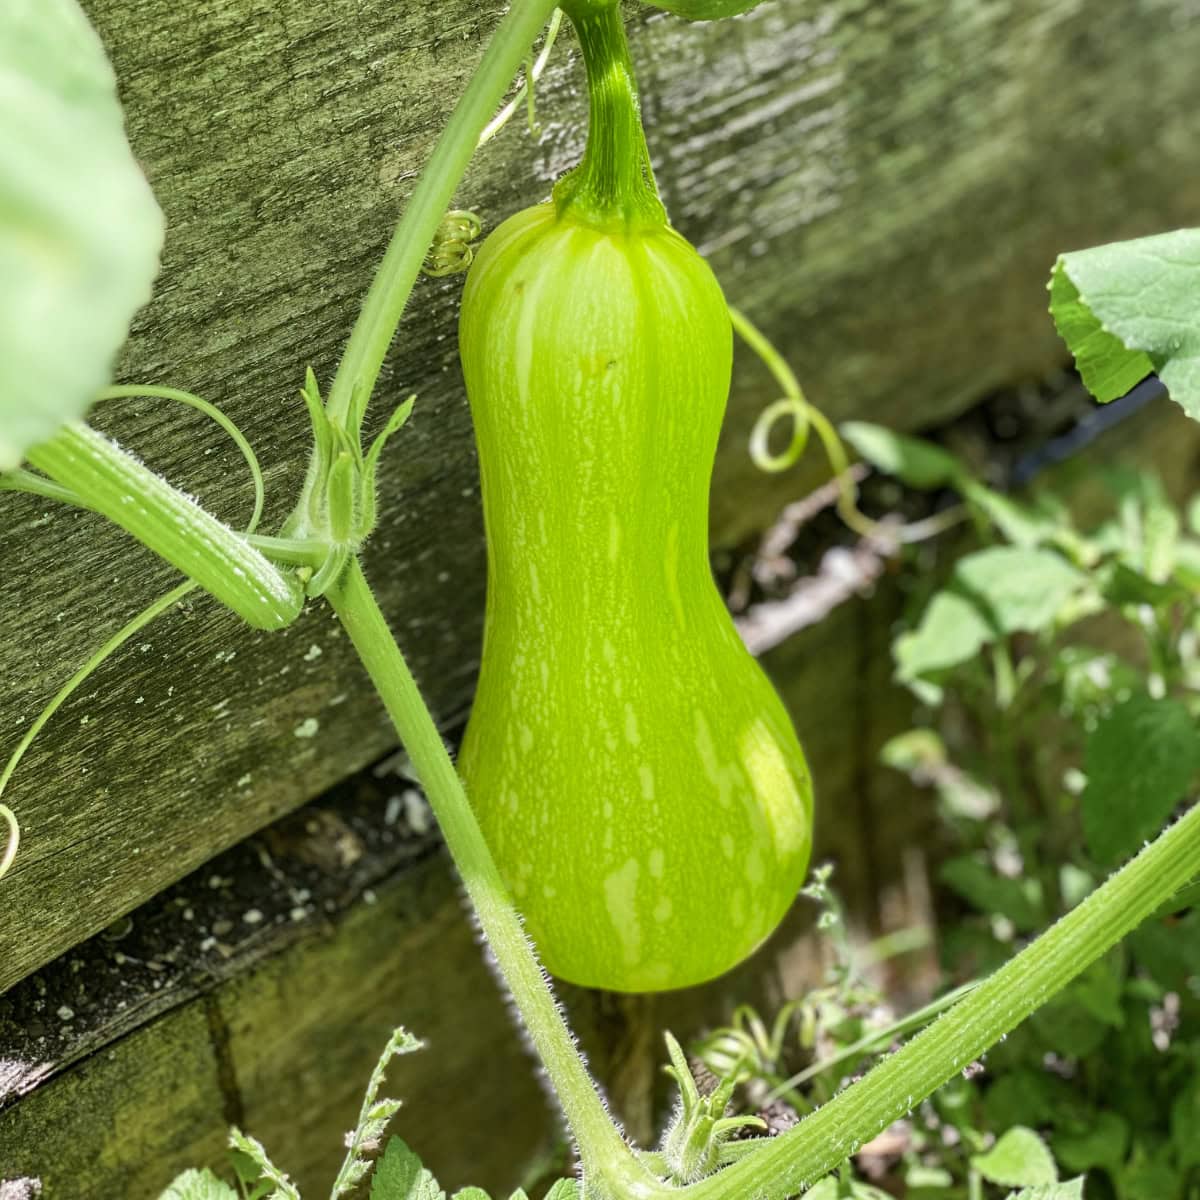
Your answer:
[679,798,1200,1198]
[555,1,667,231]
[326,557,656,1190]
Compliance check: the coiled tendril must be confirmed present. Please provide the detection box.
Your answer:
[739,306,965,546]
[422,210,484,278]
[736,306,879,540]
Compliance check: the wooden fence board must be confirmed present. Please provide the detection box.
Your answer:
[2,0,1199,994]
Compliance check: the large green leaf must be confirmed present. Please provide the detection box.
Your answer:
[0,0,163,469]
[1053,1111,1130,1177]
[940,855,1043,932]
[1050,229,1200,419]
[841,421,966,489]
[1172,1076,1200,1171]
[1081,695,1200,865]
[894,590,992,686]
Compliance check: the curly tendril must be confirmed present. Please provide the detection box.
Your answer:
[736,306,878,540]
[0,386,267,884]
[96,385,267,534]
[0,581,196,885]
[738,307,965,546]
[422,210,484,278]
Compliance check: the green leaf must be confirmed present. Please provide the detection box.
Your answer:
[953,546,1086,638]
[939,856,1043,931]
[542,1184,581,1200]
[971,1126,1058,1188]
[451,1190,491,1200]
[1129,908,1200,988]
[982,1070,1079,1132]
[1188,495,1200,536]
[1172,538,1200,590]
[1067,960,1125,1028]
[1081,695,1200,865]
[0,0,163,469]
[1157,877,1200,916]
[841,421,966,489]
[1050,229,1200,419]
[230,1150,273,1200]
[1139,494,1181,582]
[158,1171,239,1200]
[880,728,948,773]
[894,591,992,685]
[371,1138,445,1200]
[1006,1182,1084,1200]
[904,1163,955,1188]
[1053,1111,1130,1177]
[1050,258,1155,403]
[1121,1157,1181,1200]
[1030,990,1109,1059]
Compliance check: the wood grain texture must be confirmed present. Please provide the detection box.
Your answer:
[0,1004,229,1199]
[0,857,558,1199]
[3,0,1200,994]
[0,826,828,1198]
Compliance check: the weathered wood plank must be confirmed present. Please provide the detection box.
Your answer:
[0,859,559,1198]
[0,1004,229,1199]
[3,0,1200,993]
[0,775,829,1198]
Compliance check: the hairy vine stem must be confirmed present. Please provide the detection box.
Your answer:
[683,799,1200,1198]
[326,558,657,1195]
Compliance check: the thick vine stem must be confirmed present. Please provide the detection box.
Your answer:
[682,800,1200,1198]
[326,558,658,1194]
[324,0,561,441]
[26,422,302,631]
[555,0,666,231]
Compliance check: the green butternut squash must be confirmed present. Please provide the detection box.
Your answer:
[457,200,813,991]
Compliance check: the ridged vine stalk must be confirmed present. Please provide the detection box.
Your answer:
[321,0,561,440]
[683,799,1200,1198]
[26,422,301,630]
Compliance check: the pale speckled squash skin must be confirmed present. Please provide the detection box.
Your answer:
[458,202,813,992]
